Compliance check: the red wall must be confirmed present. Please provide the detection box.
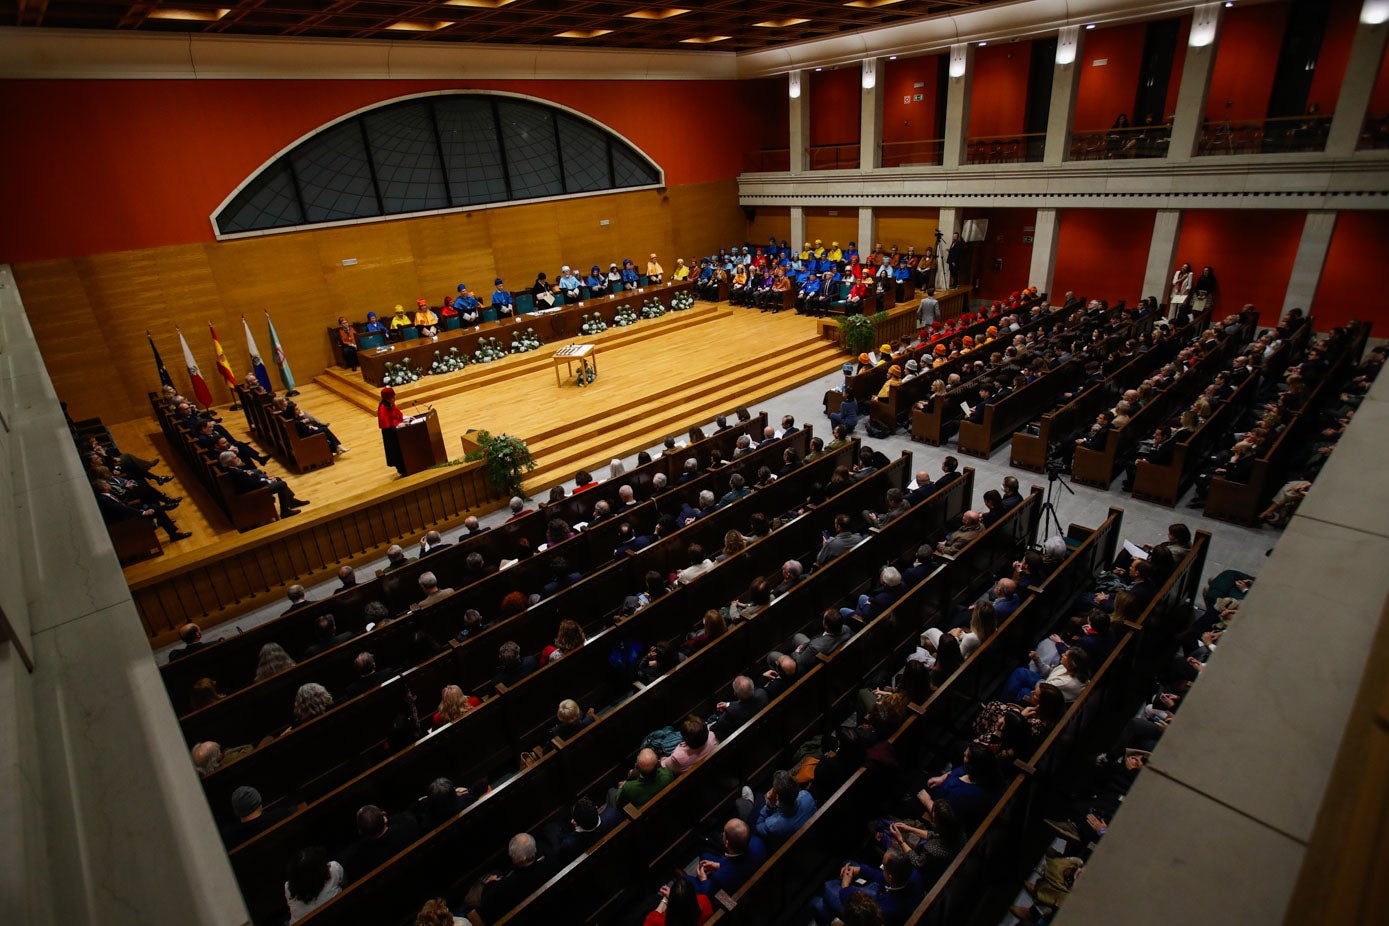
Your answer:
[746,77,790,155]
[1073,23,1149,132]
[1054,209,1155,305]
[962,207,1037,300]
[808,67,862,147]
[0,78,758,263]
[1308,0,1364,111]
[1207,1,1290,122]
[968,42,1034,138]
[1311,211,1389,331]
[1174,210,1303,316]
[882,54,942,144]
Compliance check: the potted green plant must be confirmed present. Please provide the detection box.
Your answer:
[464,430,536,498]
[840,311,886,356]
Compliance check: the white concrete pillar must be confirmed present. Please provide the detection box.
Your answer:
[943,44,975,169]
[1168,3,1224,162]
[790,207,806,254]
[857,207,875,256]
[1029,209,1061,297]
[1326,14,1389,156]
[1282,212,1338,313]
[789,70,810,174]
[860,58,885,170]
[1045,27,1085,165]
[1143,210,1184,304]
[937,207,962,289]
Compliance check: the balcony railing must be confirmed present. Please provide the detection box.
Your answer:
[744,147,791,172]
[1197,113,1332,156]
[1068,122,1171,161]
[880,138,945,168]
[808,143,862,170]
[964,132,1046,164]
[1359,113,1389,150]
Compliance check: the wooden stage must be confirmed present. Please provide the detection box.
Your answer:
[111,299,885,639]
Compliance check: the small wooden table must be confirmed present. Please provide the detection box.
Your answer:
[553,344,597,386]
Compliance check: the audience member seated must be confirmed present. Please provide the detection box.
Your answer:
[284,847,344,924]
[220,785,296,848]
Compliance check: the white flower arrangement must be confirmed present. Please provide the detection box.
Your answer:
[473,336,507,363]
[382,358,421,386]
[641,297,667,319]
[613,306,639,327]
[580,313,608,335]
[510,327,543,354]
[429,347,468,375]
[670,290,695,312]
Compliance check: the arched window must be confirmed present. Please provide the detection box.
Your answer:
[214,92,663,237]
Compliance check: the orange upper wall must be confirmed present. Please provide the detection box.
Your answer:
[968,42,1034,138]
[1073,22,1149,131]
[809,66,863,147]
[882,54,942,145]
[1207,1,1290,122]
[0,78,758,263]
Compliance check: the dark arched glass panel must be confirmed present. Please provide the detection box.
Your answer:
[214,93,662,236]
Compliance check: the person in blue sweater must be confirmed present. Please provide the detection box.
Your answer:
[489,278,514,318]
[753,770,817,848]
[621,258,640,288]
[691,818,767,897]
[811,849,924,925]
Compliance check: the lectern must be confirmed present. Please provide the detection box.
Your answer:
[396,409,447,476]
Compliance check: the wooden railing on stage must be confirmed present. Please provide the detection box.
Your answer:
[816,286,969,348]
[127,458,508,648]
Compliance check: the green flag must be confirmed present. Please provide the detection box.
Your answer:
[266,312,298,396]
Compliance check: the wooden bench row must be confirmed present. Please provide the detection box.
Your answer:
[227,454,955,923]
[233,383,334,473]
[159,413,771,709]
[150,393,280,532]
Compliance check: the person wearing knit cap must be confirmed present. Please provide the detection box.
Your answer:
[903,358,921,381]
[986,325,999,339]
[826,241,843,262]
[389,304,412,331]
[364,311,386,335]
[671,258,688,281]
[646,253,664,284]
[454,286,481,323]
[878,365,904,401]
[586,265,609,298]
[557,266,581,297]
[620,259,639,288]
[414,299,438,336]
[607,262,624,290]
[491,278,515,317]
[963,335,975,350]
[856,353,874,375]
[377,386,406,475]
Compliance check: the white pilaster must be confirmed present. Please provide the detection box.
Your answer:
[1168,3,1224,162]
[1326,14,1389,156]
[789,70,809,174]
[860,58,885,170]
[790,207,806,253]
[857,207,875,255]
[1282,211,1338,313]
[943,44,975,169]
[1143,210,1183,303]
[1028,208,1061,296]
[1045,27,1084,165]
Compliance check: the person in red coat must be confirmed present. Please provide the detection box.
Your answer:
[378,387,406,475]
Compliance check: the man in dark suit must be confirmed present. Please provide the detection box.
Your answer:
[755,426,778,448]
[491,641,539,690]
[932,457,962,492]
[94,478,190,541]
[711,676,768,741]
[712,414,734,435]
[475,833,558,924]
[693,819,768,897]
[906,470,936,505]
[545,797,615,865]
[168,622,207,661]
[999,475,1024,511]
[219,451,306,517]
[771,609,849,671]
[343,651,397,699]
[779,415,798,436]
[842,566,906,620]
[1122,426,1176,491]
[760,655,799,701]
[281,584,312,616]
[901,545,936,587]
[339,804,422,881]
[303,613,355,658]
[195,418,268,464]
[417,530,452,557]
[612,522,653,558]
[965,382,995,425]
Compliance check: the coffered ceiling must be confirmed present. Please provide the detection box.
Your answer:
[1,0,1010,51]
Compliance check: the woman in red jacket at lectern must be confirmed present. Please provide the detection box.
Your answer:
[378,386,406,475]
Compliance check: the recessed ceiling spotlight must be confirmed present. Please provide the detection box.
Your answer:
[1225,1,1233,6]
[815,66,824,71]
[147,7,229,21]
[555,28,613,38]
[755,18,810,27]
[678,35,731,43]
[623,7,690,19]
[386,20,455,31]
[1085,23,1096,29]
[888,55,898,60]
[978,41,988,47]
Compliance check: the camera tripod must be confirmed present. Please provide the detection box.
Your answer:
[1040,467,1074,541]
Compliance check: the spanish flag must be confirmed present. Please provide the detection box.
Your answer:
[209,323,238,391]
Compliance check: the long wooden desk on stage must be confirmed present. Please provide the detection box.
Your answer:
[357,281,693,386]
[396,409,447,476]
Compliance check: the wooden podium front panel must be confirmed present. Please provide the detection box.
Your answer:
[397,410,447,476]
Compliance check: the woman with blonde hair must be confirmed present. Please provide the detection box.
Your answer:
[432,684,474,728]
[551,698,595,739]
[682,609,728,655]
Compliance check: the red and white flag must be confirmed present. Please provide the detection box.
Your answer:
[178,327,214,408]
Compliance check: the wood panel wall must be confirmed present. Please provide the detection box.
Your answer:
[745,207,791,248]
[16,179,745,424]
[803,208,860,252]
[875,208,940,254]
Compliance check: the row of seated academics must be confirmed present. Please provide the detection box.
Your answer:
[147,288,1333,926]
[326,239,944,362]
